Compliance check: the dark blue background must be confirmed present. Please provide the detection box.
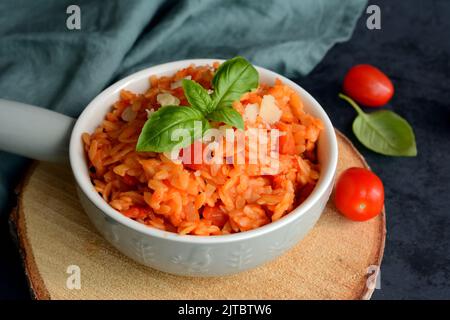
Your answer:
[1,0,449,299]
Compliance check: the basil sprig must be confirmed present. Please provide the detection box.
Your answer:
[136,56,258,152]
[210,56,259,111]
[181,79,212,114]
[136,106,210,153]
[339,93,417,157]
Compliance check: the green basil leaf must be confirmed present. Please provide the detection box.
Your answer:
[206,106,244,130]
[182,79,212,114]
[136,56,258,153]
[353,111,417,156]
[136,106,210,152]
[210,56,258,111]
[339,94,417,157]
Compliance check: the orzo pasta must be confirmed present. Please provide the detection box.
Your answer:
[83,62,323,236]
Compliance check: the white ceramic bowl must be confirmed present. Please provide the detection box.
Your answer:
[70,59,338,276]
[0,59,338,276]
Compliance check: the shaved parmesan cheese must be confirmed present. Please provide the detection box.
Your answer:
[121,106,137,122]
[259,95,282,124]
[243,103,259,123]
[170,75,192,89]
[157,93,180,106]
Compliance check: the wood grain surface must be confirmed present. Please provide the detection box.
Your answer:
[10,131,385,300]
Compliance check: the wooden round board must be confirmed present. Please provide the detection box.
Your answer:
[10,130,385,300]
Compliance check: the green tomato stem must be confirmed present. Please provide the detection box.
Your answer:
[338,93,366,117]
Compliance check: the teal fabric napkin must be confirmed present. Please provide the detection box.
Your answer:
[0,0,367,215]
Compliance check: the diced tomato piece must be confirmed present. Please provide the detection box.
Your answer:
[182,163,201,171]
[275,123,296,155]
[122,206,140,218]
[203,206,228,228]
[122,206,150,219]
[180,140,207,171]
[279,130,296,155]
[272,175,285,189]
[123,174,139,186]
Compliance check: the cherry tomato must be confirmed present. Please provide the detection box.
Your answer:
[334,167,384,221]
[343,64,394,107]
